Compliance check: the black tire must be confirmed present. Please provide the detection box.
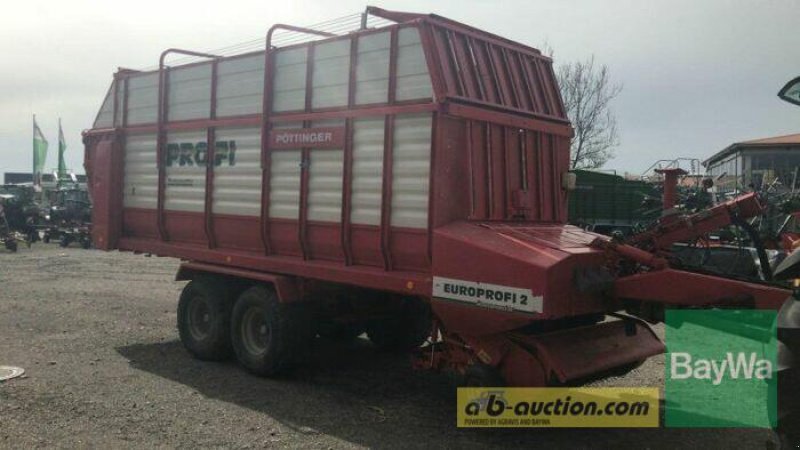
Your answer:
[5,240,17,252]
[317,321,364,341]
[59,235,70,248]
[177,279,233,361]
[42,233,50,244]
[231,285,314,376]
[366,296,431,352]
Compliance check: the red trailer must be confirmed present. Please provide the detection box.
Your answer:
[84,7,797,399]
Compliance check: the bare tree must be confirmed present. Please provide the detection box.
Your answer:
[556,56,622,169]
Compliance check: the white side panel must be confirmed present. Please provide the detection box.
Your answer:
[351,117,385,225]
[217,54,265,117]
[396,28,433,101]
[391,114,431,228]
[114,81,124,127]
[168,63,212,121]
[312,40,350,109]
[165,130,208,212]
[269,150,302,219]
[127,73,159,125]
[355,32,390,105]
[213,127,261,217]
[308,150,344,222]
[123,133,158,209]
[272,48,307,112]
[93,81,115,128]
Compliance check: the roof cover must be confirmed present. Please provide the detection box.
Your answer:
[704,132,800,166]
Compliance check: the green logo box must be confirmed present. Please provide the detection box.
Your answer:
[665,309,777,428]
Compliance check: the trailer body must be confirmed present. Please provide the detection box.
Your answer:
[85,12,588,312]
[85,8,789,387]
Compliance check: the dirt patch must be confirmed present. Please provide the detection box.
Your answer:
[0,244,778,448]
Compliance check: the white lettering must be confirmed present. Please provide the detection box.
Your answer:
[273,129,338,147]
[670,352,693,379]
[669,352,773,385]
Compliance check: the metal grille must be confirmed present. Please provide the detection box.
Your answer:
[427,24,567,121]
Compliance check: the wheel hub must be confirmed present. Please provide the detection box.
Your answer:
[187,297,213,341]
[242,307,270,356]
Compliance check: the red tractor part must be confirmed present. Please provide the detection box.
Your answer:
[655,167,687,212]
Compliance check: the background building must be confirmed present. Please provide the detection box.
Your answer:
[704,133,800,193]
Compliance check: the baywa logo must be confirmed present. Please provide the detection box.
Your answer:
[670,352,772,386]
[664,310,777,428]
[166,140,236,167]
[464,390,650,418]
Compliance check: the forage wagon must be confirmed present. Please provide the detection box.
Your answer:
[83,8,797,419]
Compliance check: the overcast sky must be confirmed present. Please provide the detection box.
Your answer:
[1,0,799,177]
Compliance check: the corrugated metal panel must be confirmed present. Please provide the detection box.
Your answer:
[165,130,207,212]
[93,81,115,128]
[391,114,431,228]
[167,63,212,121]
[213,127,261,217]
[427,24,567,121]
[395,28,432,101]
[269,150,302,219]
[308,149,344,221]
[272,48,307,112]
[123,133,158,209]
[351,117,385,225]
[126,73,159,125]
[217,54,264,117]
[114,80,124,127]
[312,40,350,109]
[355,32,390,105]
[468,123,568,222]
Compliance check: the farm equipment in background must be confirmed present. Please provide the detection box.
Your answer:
[0,197,30,252]
[749,182,800,251]
[568,169,661,235]
[42,184,92,248]
[0,184,42,244]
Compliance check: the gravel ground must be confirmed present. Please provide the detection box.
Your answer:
[0,244,780,448]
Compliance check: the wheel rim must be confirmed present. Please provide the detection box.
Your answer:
[241,307,270,357]
[187,296,213,341]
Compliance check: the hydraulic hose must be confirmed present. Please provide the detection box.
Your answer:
[732,215,773,281]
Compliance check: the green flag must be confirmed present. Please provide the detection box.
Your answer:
[58,118,67,179]
[33,115,48,185]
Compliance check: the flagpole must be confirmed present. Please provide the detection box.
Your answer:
[32,114,36,186]
[58,117,61,183]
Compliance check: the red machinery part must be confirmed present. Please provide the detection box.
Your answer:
[655,167,687,212]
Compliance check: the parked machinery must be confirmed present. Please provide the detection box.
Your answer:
[0,184,41,244]
[0,199,24,252]
[42,185,92,248]
[83,7,795,435]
